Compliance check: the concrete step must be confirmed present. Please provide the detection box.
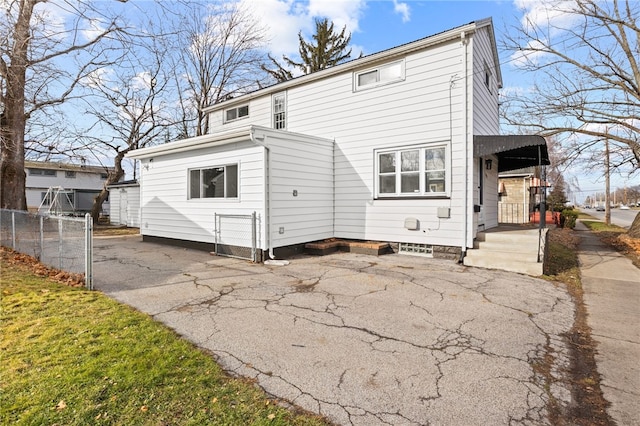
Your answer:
[464,255,543,275]
[477,229,542,244]
[464,248,540,264]
[464,227,546,275]
[473,240,540,254]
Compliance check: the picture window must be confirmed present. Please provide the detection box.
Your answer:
[189,164,238,199]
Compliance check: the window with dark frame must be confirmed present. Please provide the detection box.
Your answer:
[189,164,238,199]
[65,170,76,178]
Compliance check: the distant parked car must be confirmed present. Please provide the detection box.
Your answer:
[619,205,630,210]
[596,206,605,211]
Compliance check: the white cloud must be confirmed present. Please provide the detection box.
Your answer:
[392,0,410,23]
[514,0,580,32]
[509,38,548,67]
[239,0,366,58]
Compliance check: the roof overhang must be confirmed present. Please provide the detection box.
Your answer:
[473,135,550,172]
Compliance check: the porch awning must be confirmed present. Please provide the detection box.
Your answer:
[473,135,550,173]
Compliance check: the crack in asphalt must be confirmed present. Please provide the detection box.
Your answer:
[101,250,573,426]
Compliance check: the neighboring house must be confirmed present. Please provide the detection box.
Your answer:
[25,161,114,215]
[107,180,141,227]
[498,167,553,224]
[127,18,549,261]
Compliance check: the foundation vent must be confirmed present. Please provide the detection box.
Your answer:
[398,243,433,257]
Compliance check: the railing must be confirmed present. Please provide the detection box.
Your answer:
[498,203,529,224]
[1,209,93,289]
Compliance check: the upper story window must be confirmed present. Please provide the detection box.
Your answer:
[189,164,238,199]
[484,60,492,93]
[65,171,76,178]
[375,144,448,198]
[354,59,405,91]
[29,168,56,176]
[273,92,286,130]
[224,105,249,123]
[100,173,108,180]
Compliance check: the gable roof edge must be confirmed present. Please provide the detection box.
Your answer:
[203,20,487,113]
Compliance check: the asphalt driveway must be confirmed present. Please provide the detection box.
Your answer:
[94,236,575,425]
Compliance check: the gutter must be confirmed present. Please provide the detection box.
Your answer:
[461,30,470,260]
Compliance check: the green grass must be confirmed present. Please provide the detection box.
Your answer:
[0,263,327,426]
[545,241,579,277]
[581,220,626,233]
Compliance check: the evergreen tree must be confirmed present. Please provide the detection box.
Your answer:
[262,18,353,82]
[547,174,569,211]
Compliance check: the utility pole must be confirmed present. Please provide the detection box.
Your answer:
[604,139,611,225]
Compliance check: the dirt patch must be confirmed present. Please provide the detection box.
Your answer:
[0,246,85,287]
[94,226,140,237]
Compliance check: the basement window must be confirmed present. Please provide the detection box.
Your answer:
[399,243,433,257]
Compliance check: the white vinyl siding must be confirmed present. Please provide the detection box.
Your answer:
[138,141,265,246]
[284,40,467,247]
[109,185,141,227]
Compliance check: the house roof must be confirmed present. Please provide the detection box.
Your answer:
[473,135,550,172]
[108,179,139,188]
[126,125,334,160]
[202,18,500,113]
[25,160,112,174]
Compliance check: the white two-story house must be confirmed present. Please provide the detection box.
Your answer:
[127,18,549,262]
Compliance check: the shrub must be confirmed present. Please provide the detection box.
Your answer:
[561,208,579,229]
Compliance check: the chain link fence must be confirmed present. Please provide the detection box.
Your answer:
[1,209,93,289]
[214,212,257,262]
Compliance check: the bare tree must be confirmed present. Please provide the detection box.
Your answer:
[0,0,124,210]
[501,0,640,176]
[170,1,269,137]
[77,35,176,223]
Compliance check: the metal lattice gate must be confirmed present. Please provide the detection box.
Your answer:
[213,212,257,262]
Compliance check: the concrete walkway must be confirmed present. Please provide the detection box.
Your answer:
[575,221,640,425]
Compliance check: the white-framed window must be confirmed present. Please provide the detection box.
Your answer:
[375,144,448,198]
[354,59,405,91]
[189,164,238,199]
[224,105,249,123]
[65,170,76,178]
[272,92,286,130]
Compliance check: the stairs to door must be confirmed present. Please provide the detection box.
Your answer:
[463,226,547,275]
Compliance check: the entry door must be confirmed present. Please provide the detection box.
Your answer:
[119,190,128,226]
[477,158,485,229]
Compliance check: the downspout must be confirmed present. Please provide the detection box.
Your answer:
[460,30,470,260]
[250,130,276,260]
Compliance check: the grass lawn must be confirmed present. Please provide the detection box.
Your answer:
[580,220,627,233]
[0,261,327,426]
